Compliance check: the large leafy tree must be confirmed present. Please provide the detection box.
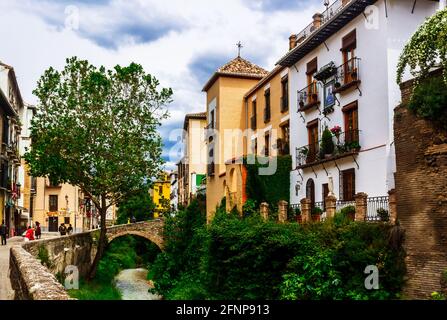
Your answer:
[116,189,156,224]
[25,57,172,279]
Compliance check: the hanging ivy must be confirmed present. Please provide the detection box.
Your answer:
[396,8,447,85]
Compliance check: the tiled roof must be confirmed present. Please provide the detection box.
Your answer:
[183,111,207,131]
[202,56,268,91]
[217,57,268,77]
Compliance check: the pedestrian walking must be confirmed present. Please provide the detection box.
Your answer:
[67,224,73,235]
[24,226,35,242]
[35,222,42,240]
[58,223,67,236]
[0,220,7,245]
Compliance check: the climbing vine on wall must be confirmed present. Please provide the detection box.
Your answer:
[397,8,447,85]
[244,155,291,208]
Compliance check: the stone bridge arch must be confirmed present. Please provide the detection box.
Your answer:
[105,219,164,250]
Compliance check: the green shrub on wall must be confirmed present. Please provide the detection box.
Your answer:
[244,155,291,208]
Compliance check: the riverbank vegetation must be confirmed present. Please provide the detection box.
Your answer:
[149,196,406,300]
[68,235,161,300]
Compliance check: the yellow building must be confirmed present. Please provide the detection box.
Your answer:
[33,177,84,232]
[202,56,268,222]
[152,172,170,216]
[244,65,290,158]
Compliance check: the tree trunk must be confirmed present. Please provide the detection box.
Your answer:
[88,195,108,280]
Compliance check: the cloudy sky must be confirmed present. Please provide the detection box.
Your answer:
[0,0,322,170]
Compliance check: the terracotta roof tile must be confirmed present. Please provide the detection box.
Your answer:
[202,56,268,91]
[217,57,268,77]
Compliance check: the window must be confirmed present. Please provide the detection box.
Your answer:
[281,76,289,112]
[210,109,215,129]
[306,179,315,207]
[264,133,270,157]
[49,195,58,212]
[251,99,257,130]
[251,138,258,155]
[279,123,290,155]
[306,58,318,102]
[343,101,359,143]
[307,120,319,162]
[341,30,357,83]
[340,168,356,201]
[264,89,271,123]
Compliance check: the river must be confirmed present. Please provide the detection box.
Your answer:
[114,268,162,300]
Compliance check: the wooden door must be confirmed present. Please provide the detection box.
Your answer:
[307,122,319,162]
[342,169,355,201]
[306,179,315,208]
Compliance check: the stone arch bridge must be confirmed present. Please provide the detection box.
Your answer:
[10,219,165,300]
[104,219,165,249]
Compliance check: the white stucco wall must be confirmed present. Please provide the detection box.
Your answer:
[289,0,437,204]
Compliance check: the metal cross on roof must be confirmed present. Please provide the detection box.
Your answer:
[236,41,243,57]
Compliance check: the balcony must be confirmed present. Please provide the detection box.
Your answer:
[298,82,320,112]
[280,95,289,113]
[250,115,257,130]
[278,0,373,67]
[333,57,361,94]
[295,129,360,168]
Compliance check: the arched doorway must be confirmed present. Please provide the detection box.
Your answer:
[306,178,315,208]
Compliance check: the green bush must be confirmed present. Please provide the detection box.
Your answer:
[320,127,335,156]
[408,76,447,130]
[377,208,390,222]
[149,200,405,300]
[242,199,258,217]
[37,245,52,268]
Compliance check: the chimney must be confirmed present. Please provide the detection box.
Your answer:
[289,34,297,50]
[312,13,324,30]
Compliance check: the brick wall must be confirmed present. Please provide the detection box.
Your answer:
[394,72,447,299]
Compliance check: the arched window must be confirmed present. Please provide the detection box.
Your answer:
[306,178,315,207]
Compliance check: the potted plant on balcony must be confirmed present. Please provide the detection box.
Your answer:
[347,141,361,152]
[377,208,389,222]
[320,127,335,159]
[311,207,322,222]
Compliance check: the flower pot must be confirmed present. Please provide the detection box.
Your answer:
[311,214,321,222]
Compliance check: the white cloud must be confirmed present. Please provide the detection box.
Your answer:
[0,0,322,166]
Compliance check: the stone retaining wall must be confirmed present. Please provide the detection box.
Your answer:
[395,72,447,299]
[9,246,71,300]
[9,220,164,300]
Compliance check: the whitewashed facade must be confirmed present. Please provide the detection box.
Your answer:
[278,0,438,206]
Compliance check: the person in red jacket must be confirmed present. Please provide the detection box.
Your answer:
[24,226,35,241]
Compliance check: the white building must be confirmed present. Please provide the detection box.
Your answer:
[17,103,36,227]
[276,0,438,212]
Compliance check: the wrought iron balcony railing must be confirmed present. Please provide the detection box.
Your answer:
[333,57,361,93]
[295,129,360,167]
[294,0,354,46]
[280,95,289,113]
[298,81,320,111]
